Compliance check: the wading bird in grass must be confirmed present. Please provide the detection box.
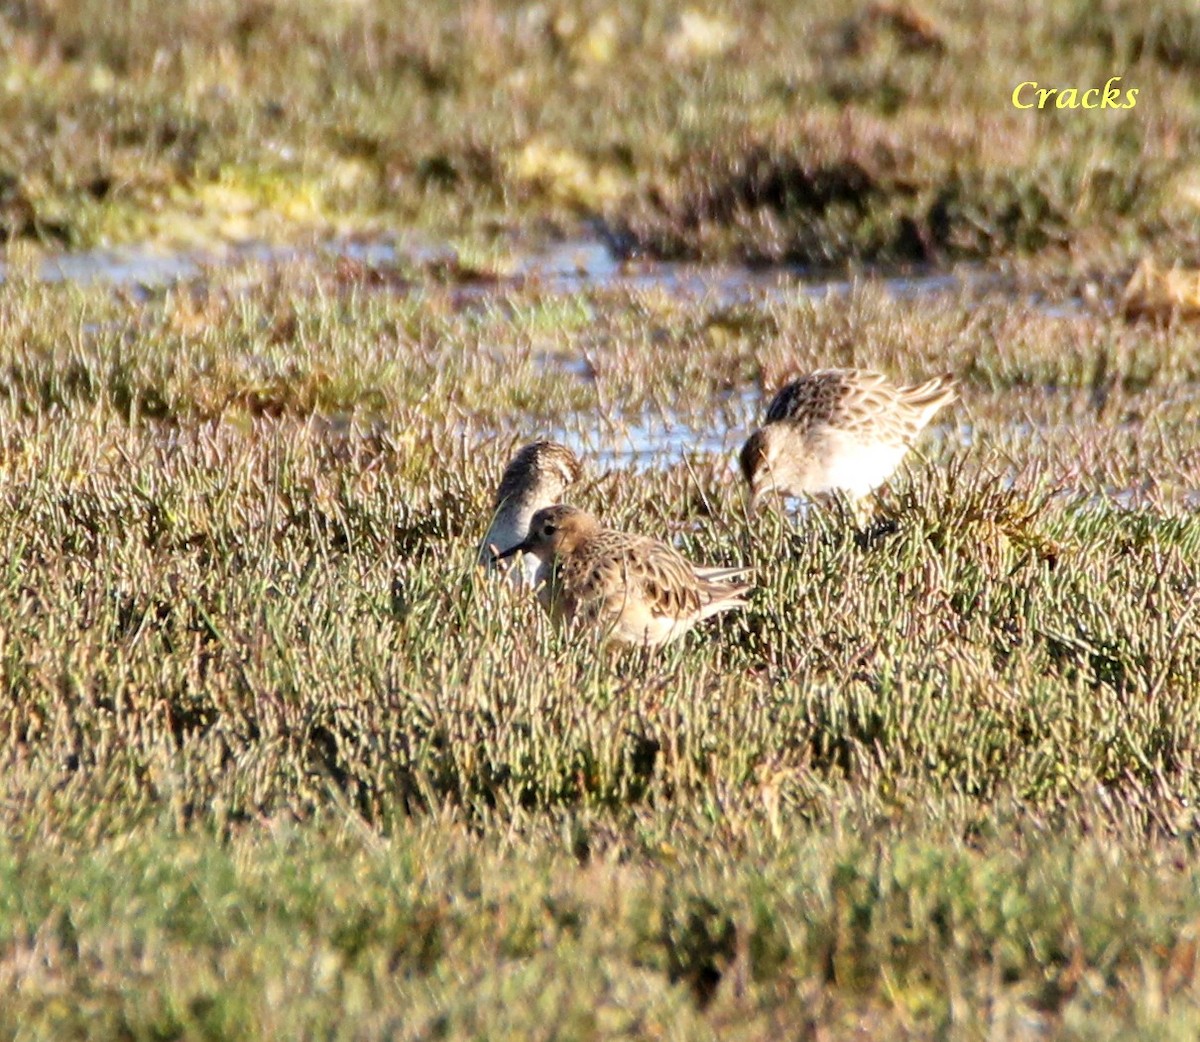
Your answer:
[497,505,752,647]
[739,367,957,516]
[480,440,582,585]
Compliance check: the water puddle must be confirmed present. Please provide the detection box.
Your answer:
[510,239,992,310]
[1,233,1077,316]
[553,410,743,473]
[17,238,411,290]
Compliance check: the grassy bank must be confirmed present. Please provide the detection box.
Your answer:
[2,257,1200,1036]
[1,0,1198,265]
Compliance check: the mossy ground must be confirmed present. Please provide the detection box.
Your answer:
[2,253,1200,1037]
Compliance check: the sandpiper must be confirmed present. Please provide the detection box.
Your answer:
[739,368,956,512]
[498,505,752,647]
[480,440,583,584]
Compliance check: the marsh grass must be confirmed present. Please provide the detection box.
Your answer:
[2,256,1200,1036]
[1,0,1198,266]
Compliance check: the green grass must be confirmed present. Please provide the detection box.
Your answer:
[4,809,1200,1040]
[1,0,1199,266]
[2,256,1200,1036]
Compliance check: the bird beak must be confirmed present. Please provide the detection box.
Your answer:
[748,483,775,514]
[494,539,532,562]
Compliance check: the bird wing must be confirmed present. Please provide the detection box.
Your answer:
[764,369,889,430]
[766,368,931,443]
[562,532,702,625]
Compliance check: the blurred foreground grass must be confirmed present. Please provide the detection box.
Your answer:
[2,257,1200,1036]
[6,807,1200,1039]
[0,0,1198,265]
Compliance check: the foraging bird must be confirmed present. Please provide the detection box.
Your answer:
[739,368,956,511]
[480,440,582,584]
[498,505,752,647]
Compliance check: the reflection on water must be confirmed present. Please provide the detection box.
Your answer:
[549,387,757,472]
[553,413,739,472]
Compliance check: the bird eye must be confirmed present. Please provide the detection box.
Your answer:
[544,523,557,535]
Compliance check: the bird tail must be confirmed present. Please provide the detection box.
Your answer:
[900,373,957,424]
[698,580,754,620]
[694,564,754,583]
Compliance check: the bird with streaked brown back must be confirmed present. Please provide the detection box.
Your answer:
[480,440,582,585]
[498,505,752,647]
[739,367,956,515]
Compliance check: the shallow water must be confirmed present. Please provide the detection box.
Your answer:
[5,233,1022,311]
[553,410,744,473]
[510,237,993,309]
[18,238,410,289]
